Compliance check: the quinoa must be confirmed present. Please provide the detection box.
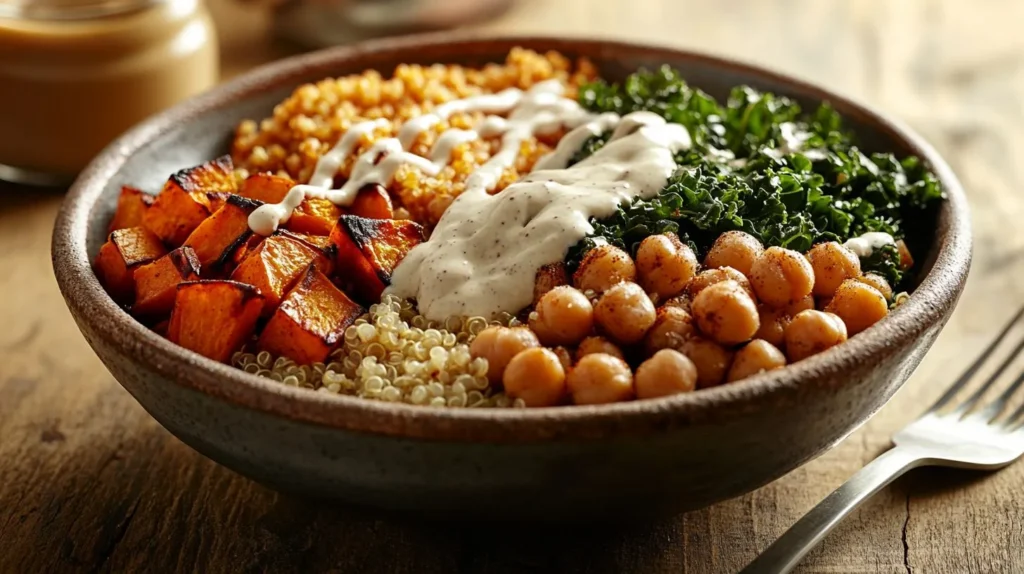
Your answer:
[231,48,597,226]
[232,294,526,408]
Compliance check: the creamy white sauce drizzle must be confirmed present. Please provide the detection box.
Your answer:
[388,113,691,320]
[844,231,895,258]
[247,79,594,236]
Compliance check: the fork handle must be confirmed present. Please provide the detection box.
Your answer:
[740,446,928,574]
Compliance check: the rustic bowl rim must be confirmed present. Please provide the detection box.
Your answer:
[51,33,972,443]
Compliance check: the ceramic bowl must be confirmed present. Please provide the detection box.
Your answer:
[52,35,971,521]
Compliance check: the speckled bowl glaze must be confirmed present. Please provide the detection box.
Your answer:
[52,35,971,521]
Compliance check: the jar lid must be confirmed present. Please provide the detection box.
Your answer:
[0,0,164,21]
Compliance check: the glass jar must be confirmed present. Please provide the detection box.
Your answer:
[0,0,219,185]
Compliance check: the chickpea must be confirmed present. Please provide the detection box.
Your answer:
[644,306,696,355]
[749,246,816,308]
[681,336,734,388]
[529,286,594,346]
[635,349,698,399]
[704,231,765,276]
[469,326,540,385]
[576,336,626,362]
[807,242,861,297]
[662,293,692,313]
[784,310,848,362]
[503,348,567,407]
[533,262,569,303]
[573,244,637,293]
[825,279,889,335]
[858,272,893,301]
[787,294,815,315]
[594,281,657,345]
[635,233,699,301]
[896,239,914,270]
[727,339,787,382]
[567,353,635,405]
[686,266,756,301]
[754,305,790,349]
[691,280,760,346]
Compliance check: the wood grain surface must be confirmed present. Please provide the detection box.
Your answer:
[3,0,1023,572]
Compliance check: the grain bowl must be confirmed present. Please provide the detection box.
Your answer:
[52,35,970,520]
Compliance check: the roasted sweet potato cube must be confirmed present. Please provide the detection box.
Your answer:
[288,198,343,236]
[167,280,264,363]
[205,192,232,214]
[143,156,235,246]
[94,227,167,302]
[182,195,260,272]
[258,266,363,364]
[229,232,333,313]
[286,232,333,252]
[238,173,294,203]
[108,186,153,233]
[349,184,394,219]
[132,246,201,318]
[329,215,424,303]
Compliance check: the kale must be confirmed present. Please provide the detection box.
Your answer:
[565,67,943,289]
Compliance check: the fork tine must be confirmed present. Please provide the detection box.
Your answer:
[952,336,1024,417]
[978,370,1024,423]
[927,305,1024,415]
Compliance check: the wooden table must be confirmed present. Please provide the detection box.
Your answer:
[3,0,1022,571]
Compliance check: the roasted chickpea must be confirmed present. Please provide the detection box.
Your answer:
[754,306,790,349]
[662,293,692,313]
[704,231,765,276]
[691,280,760,346]
[644,306,696,355]
[749,246,816,308]
[534,262,569,303]
[727,339,787,382]
[529,286,594,346]
[552,346,574,372]
[567,353,635,405]
[635,349,698,399]
[503,348,567,407]
[786,294,815,316]
[896,239,914,270]
[686,266,756,301]
[681,336,734,388]
[784,310,848,362]
[807,241,861,297]
[594,281,657,345]
[573,244,637,293]
[858,272,893,301]
[825,279,889,335]
[576,336,626,362]
[469,326,540,385]
[636,233,699,301]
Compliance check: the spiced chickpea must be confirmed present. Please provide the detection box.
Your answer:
[573,244,637,293]
[784,310,848,362]
[691,280,760,346]
[857,272,893,301]
[594,281,657,345]
[567,353,635,405]
[576,336,626,362]
[533,262,569,303]
[686,266,756,301]
[727,339,787,382]
[704,231,764,276]
[503,348,567,407]
[787,294,815,315]
[825,279,889,335]
[644,306,696,355]
[552,346,574,372]
[749,246,816,308]
[469,326,540,385]
[529,286,594,346]
[635,233,698,300]
[635,349,698,399]
[754,305,790,349]
[680,335,734,388]
[807,241,861,297]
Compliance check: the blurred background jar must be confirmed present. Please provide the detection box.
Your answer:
[270,0,517,48]
[0,0,219,185]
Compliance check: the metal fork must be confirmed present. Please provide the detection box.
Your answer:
[741,306,1024,574]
